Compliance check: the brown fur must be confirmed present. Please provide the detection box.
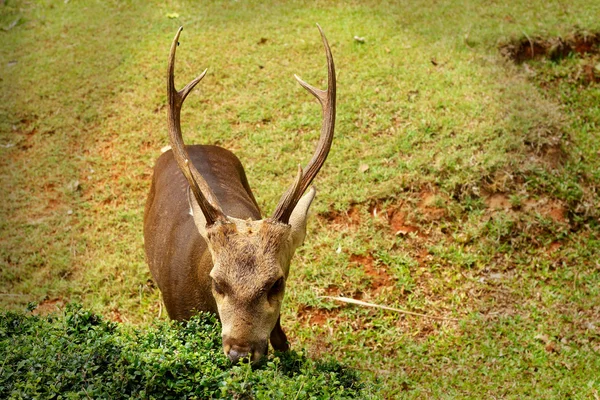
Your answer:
[144,145,260,321]
[144,146,311,363]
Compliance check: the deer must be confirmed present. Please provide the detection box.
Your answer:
[143,25,336,365]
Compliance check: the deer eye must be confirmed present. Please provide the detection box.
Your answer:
[268,278,284,297]
[212,279,225,296]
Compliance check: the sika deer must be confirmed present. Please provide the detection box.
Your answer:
[144,25,336,364]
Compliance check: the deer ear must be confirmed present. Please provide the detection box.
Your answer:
[188,186,209,238]
[288,187,316,249]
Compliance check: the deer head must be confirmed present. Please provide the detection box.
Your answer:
[165,25,335,364]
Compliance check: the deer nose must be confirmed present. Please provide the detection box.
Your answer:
[227,345,251,364]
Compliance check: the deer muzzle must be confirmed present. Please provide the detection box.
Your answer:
[223,337,268,364]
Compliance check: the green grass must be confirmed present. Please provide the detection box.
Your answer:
[1,0,599,397]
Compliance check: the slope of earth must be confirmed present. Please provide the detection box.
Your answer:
[1,0,599,397]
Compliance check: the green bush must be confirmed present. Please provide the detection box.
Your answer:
[0,304,369,399]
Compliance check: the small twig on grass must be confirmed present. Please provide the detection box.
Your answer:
[0,293,31,297]
[352,365,393,375]
[3,17,20,32]
[293,380,306,400]
[319,296,461,322]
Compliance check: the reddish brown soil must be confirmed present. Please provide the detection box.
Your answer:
[297,305,339,326]
[417,190,446,221]
[539,144,567,168]
[350,253,395,292]
[322,204,361,228]
[548,241,562,252]
[321,189,446,237]
[523,141,567,169]
[484,192,568,224]
[32,297,65,316]
[387,208,420,236]
[388,209,406,230]
[306,173,584,346]
[108,308,125,323]
[414,248,431,267]
[500,31,600,63]
[485,193,512,210]
[583,62,600,83]
[323,284,340,296]
[524,198,567,223]
[546,206,566,223]
[44,198,61,213]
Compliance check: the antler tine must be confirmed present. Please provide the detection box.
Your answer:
[271,165,305,223]
[272,24,336,224]
[167,26,226,226]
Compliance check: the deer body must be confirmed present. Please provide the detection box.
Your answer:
[144,145,260,320]
[144,26,335,364]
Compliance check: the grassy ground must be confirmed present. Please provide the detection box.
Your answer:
[1,0,599,397]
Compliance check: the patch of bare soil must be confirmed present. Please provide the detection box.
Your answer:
[501,31,600,87]
[105,308,125,323]
[297,305,339,326]
[321,204,361,228]
[483,191,568,224]
[323,284,341,296]
[524,197,568,223]
[417,190,446,221]
[548,241,562,253]
[385,208,421,236]
[537,143,567,169]
[32,297,65,316]
[485,193,512,211]
[500,31,600,64]
[582,61,600,84]
[387,209,407,231]
[321,190,442,238]
[350,253,395,293]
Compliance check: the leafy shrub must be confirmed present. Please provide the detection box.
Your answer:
[0,304,370,399]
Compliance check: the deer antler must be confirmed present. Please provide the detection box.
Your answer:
[167,27,227,226]
[272,24,336,224]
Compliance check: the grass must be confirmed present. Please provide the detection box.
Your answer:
[1,0,599,397]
